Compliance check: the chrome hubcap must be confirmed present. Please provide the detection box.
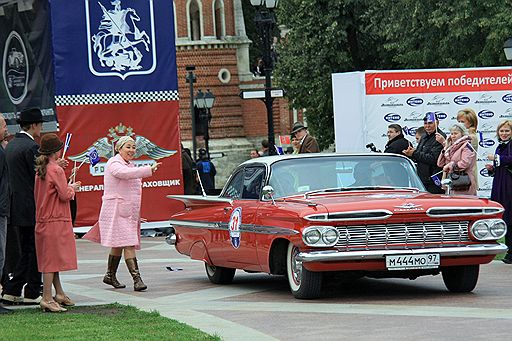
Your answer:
[291,247,302,285]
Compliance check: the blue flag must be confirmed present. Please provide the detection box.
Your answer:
[431,174,441,187]
[275,146,284,155]
[88,147,100,166]
[425,112,437,123]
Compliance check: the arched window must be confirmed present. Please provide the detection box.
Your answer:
[213,0,225,39]
[188,0,202,41]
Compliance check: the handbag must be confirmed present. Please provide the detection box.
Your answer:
[448,171,471,191]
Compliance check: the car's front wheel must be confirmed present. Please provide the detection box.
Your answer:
[442,265,479,293]
[286,243,322,299]
[205,263,235,284]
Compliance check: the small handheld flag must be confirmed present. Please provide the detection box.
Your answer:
[88,147,100,166]
[431,174,441,187]
[62,133,72,159]
[275,145,284,155]
[425,112,436,123]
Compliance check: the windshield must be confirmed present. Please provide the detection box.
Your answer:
[268,155,425,198]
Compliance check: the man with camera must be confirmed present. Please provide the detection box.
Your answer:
[403,113,446,194]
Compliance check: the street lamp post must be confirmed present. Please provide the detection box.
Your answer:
[185,65,197,160]
[250,0,279,156]
[194,89,215,158]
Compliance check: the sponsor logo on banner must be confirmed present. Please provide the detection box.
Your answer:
[479,123,496,133]
[426,95,450,106]
[68,123,176,176]
[500,108,512,118]
[404,111,424,121]
[402,126,418,137]
[384,113,401,122]
[381,96,403,107]
[433,111,447,120]
[479,168,492,177]
[453,95,470,105]
[478,180,493,191]
[477,150,490,162]
[502,93,512,103]
[479,138,495,148]
[85,0,157,80]
[406,97,423,106]
[475,93,497,104]
[2,31,29,105]
[477,110,494,119]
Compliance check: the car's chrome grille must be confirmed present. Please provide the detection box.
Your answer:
[336,221,470,249]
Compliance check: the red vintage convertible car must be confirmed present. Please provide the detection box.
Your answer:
[167,153,507,299]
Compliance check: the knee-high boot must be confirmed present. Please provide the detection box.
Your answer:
[125,258,147,291]
[103,255,126,289]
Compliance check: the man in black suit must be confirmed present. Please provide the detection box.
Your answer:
[1,108,45,305]
[0,114,10,313]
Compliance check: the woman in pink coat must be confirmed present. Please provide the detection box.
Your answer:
[84,136,160,291]
[34,134,81,312]
[437,123,477,195]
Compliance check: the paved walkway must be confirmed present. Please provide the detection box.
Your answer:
[7,237,512,340]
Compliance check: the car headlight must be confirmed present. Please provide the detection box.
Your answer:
[304,229,321,244]
[323,228,339,244]
[490,220,507,239]
[303,226,339,247]
[471,219,507,241]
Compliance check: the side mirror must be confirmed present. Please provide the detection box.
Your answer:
[441,178,452,195]
[262,185,276,204]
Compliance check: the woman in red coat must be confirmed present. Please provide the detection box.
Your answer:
[34,134,81,312]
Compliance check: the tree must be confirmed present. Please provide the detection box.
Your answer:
[275,0,512,149]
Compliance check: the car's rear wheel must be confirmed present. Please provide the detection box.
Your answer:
[286,243,322,299]
[205,263,235,284]
[442,265,479,293]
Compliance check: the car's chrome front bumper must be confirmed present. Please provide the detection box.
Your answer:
[297,244,508,263]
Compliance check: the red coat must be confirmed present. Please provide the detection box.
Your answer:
[34,159,77,273]
[84,154,152,249]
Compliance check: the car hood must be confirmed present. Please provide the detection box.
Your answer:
[280,190,503,221]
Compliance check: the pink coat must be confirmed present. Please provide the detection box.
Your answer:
[437,135,477,195]
[84,154,152,248]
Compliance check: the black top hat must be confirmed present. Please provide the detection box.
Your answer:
[38,133,64,155]
[16,108,46,125]
[291,121,307,134]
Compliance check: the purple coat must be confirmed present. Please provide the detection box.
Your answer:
[84,154,152,248]
[490,140,512,227]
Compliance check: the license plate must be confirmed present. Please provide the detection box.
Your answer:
[385,253,440,270]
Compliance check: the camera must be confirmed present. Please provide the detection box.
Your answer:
[365,143,381,153]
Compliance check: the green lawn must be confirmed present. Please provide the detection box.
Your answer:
[0,303,220,341]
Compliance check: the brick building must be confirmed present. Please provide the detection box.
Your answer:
[173,0,299,185]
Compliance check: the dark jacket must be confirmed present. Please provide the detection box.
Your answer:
[0,145,9,217]
[384,135,411,156]
[299,134,320,153]
[181,149,196,194]
[196,159,216,194]
[490,140,512,229]
[411,129,446,194]
[5,133,39,226]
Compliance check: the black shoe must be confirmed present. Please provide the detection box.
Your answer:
[502,254,512,264]
[0,305,12,314]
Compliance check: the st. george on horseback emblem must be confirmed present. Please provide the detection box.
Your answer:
[85,0,156,80]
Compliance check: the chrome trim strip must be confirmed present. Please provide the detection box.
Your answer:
[305,209,393,222]
[169,220,298,236]
[426,207,504,217]
[297,244,508,262]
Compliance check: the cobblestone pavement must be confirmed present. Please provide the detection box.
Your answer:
[9,237,512,340]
